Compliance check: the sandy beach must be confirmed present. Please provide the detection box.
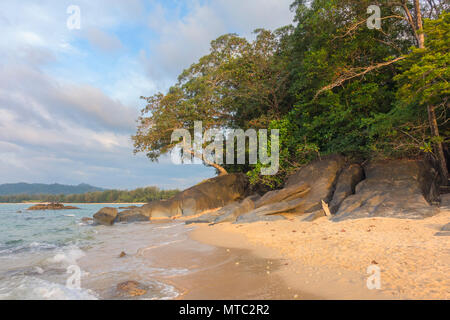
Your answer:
[189,197,450,300]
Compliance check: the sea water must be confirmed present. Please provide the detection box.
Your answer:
[0,204,189,300]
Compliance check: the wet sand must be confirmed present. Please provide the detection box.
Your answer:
[147,239,317,300]
[78,221,311,300]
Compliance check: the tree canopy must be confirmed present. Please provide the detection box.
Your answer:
[134,0,449,189]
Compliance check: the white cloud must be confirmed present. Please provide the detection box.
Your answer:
[144,0,294,83]
[0,0,294,188]
[83,27,123,52]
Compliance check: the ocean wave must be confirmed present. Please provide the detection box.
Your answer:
[47,246,86,266]
[0,241,59,255]
[0,276,98,300]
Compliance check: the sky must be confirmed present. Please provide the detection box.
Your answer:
[0,0,295,190]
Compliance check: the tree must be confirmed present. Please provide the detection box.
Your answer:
[395,12,449,183]
[307,0,449,184]
[133,29,293,176]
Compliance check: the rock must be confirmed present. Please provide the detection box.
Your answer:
[116,208,149,223]
[93,207,118,226]
[284,154,346,213]
[435,222,450,237]
[185,203,239,224]
[185,195,261,225]
[116,280,147,297]
[333,159,440,221]
[301,210,327,222]
[236,155,346,223]
[255,184,310,208]
[329,164,364,213]
[140,173,248,218]
[140,199,182,219]
[236,211,286,224]
[27,203,80,211]
[214,195,260,224]
[119,206,138,210]
[119,251,126,258]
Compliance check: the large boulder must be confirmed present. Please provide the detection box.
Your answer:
[116,208,149,223]
[138,173,249,219]
[333,159,440,221]
[329,164,365,213]
[283,154,346,213]
[186,195,261,225]
[236,155,346,223]
[254,184,310,208]
[27,203,80,210]
[93,207,118,226]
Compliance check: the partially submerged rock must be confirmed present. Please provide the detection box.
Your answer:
[116,208,149,223]
[93,207,118,226]
[27,203,80,211]
[333,160,439,221]
[140,173,248,219]
[116,280,147,297]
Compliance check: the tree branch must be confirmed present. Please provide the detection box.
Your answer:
[314,56,406,99]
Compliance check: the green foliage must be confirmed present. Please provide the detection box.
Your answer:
[395,11,449,113]
[134,0,448,190]
[0,187,180,204]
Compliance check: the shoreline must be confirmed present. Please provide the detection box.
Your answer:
[189,223,391,300]
[0,203,147,205]
[189,207,450,300]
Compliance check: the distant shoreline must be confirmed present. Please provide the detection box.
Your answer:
[0,203,147,205]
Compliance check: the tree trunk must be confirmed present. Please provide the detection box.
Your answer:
[414,0,425,48]
[186,149,228,176]
[427,104,449,184]
[415,1,447,184]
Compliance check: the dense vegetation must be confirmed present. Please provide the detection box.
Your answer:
[0,187,180,203]
[134,0,449,189]
[0,183,103,196]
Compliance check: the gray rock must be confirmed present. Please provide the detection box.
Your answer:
[116,208,149,223]
[333,160,440,221]
[283,154,346,213]
[255,183,310,208]
[236,212,286,224]
[329,164,364,213]
[435,222,450,236]
[93,207,118,226]
[185,195,261,225]
[441,222,450,231]
[213,195,260,224]
[140,173,249,218]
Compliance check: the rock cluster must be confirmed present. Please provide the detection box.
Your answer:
[93,156,443,225]
[27,203,80,211]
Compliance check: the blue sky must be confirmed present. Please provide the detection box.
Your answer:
[0,0,295,190]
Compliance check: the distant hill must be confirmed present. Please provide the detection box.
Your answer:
[0,183,105,196]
